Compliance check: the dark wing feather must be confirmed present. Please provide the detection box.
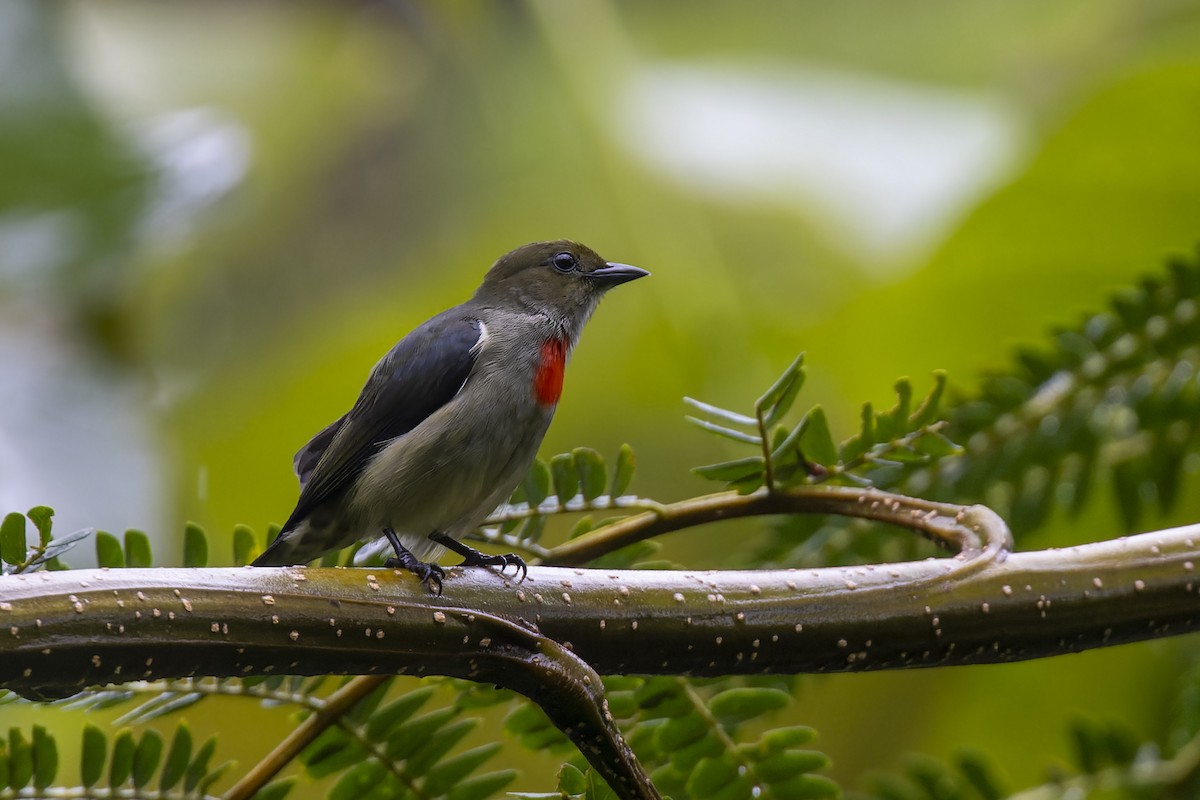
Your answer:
[280,311,482,532]
[294,414,347,488]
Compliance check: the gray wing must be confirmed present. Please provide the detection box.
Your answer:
[277,311,483,534]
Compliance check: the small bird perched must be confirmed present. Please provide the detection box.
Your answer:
[253,241,648,593]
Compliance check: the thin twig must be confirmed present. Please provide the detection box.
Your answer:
[223,675,390,800]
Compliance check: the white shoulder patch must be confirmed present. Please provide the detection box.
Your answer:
[469,319,489,356]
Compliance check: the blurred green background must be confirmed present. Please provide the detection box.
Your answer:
[4,0,1200,794]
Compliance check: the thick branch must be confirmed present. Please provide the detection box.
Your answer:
[2,522,1197,695]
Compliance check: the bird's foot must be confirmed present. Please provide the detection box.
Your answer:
[431,532,528,582]
[383,528,446,595]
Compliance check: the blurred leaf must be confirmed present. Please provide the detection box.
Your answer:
[523,458,552,507]
[798,406,838,466]
[95,531,124,569]
[550,453,578,504]
[692,457,764,483]
[232,524,257,566]
[80,725,106,789]
[26,507,54,545]
[159,725,191,793]
[183,523,208,567]
[686,416,763,445]
[611,444,636,497]
[8,729,32,790]
[683,397,758,428]
[31,726,56,790]
[132,730,163,789]
[124,531,153,569]
[574,447,607,501]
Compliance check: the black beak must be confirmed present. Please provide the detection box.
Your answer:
[589,262,650,287]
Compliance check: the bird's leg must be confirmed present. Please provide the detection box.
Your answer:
[382,528,445,596]
[430,531,528,582]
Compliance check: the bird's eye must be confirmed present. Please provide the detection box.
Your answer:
[551,252,577,273]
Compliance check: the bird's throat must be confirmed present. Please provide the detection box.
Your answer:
[533,337,568,406]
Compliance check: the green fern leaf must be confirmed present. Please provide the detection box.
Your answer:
[183,522,208,567]
[124,530,153,569]
[80,724,106,789]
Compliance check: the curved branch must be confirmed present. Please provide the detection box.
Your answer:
[540,485,1014,566]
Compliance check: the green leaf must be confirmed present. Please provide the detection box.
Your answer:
[330,760,386,800]
[365,687,436,741]
[159,724,192,792]
[709,687,791,729]
[301,729,356,779]
[80,724,106,788]
[878,378,913,442]
[686,756,739,798]
[586,768,622,800]
[523,458,552,506]
[756,750,830,783]
[669,730,724,773]
[913,430,962,459]
[910,370,948,428]
[1,513,27,566]
[232,524,257,566]
[767,773,839,798]
[8,728,32,790]
[568,516,594,540]
[656,714,708,751]
[26,506,54,545]
[422,743,502,797]
[95,531,125,569]
[383,708,457,762]
[558,762,588,794]
[756,352,806,421]
[686,417,763,445]
[683,396,758,427]
[184,736,217,793]
[109,729,135,787]
[762,356,807,428]
[405,718,478,776]
[183,523,208,567]
[574,447,607,501]
[254,778,295,800]
[550,453,578,503]
[518,515,547,545]
[798,406,838,466]
[614,441,633,496]
[132,730,163,789]
[836,404,873,464]
[124,530,153,569]
[692,457,764,483]
[758,726,818,755]
[447,770,518,800]
[956,748,1006,800]
[31,726,56,790]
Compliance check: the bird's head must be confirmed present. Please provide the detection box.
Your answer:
[474,240,648,333]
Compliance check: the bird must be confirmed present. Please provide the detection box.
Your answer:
[252,240,648,594]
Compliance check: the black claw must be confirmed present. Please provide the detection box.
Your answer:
[385,554,445,595]
[382,528,446,595]
[428,531,528,583]
[459,550,528,583]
